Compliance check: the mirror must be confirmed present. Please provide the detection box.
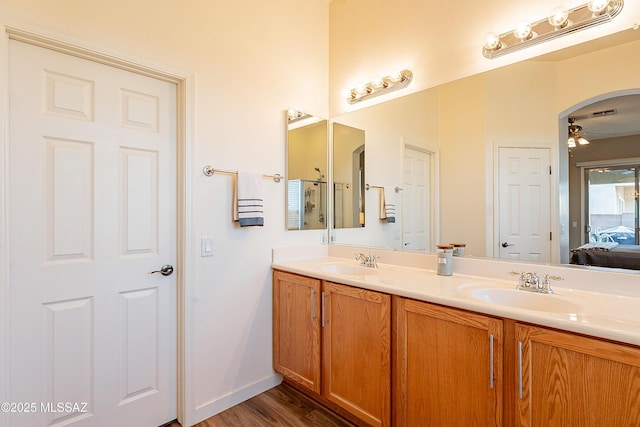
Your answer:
[332,123,365,229]
[286,110,328,230]
[328,28,640,271]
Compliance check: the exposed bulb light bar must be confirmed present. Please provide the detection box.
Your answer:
[347,70,413,104]
[483,0,624,59]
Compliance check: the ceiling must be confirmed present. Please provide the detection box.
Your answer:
[569,94,640,141]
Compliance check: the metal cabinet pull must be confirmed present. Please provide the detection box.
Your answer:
[518,341,524,399]
[310,290,317,323]
[489,334,495,389]
[321,292,326,327]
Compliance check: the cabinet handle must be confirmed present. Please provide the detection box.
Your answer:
[489,334,494,389]
[310,290,317,323]
[321,292,326,327]
[518,341,523,399]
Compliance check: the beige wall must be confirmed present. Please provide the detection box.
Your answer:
[329,0,640,116]
[0,1,328,424]
[438,74,487,254]
[287,120,328,181]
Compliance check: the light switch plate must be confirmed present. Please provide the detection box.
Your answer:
[201,237,214,257]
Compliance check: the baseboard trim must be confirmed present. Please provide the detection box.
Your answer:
[188,374,283,426]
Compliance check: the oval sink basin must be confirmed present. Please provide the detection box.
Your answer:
[320,264,378,276]
[468,288,590,313]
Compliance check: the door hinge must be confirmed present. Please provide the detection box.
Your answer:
[549,166,552,175]
[550,231,553,241]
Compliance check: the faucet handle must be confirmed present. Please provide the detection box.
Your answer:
[371,254,381,268]
[541,274,562,294]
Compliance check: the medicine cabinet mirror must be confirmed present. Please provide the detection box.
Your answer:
[286,110,328,231]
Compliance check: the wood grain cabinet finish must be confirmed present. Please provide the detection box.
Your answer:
[274,270,640,427]
[515,324,640,427]
[322,281,391,427]
[273,271,391,426]
[394,296,504,427]
[273,270,321,394]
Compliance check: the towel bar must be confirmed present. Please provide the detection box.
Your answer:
[202,165,282,183]
[365,184,402,193]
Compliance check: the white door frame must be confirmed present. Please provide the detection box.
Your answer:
[0,19,195,427]
[492,143,559,263]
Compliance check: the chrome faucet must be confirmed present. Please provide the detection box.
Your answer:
[355,252,379,268]
[513,271,560,294]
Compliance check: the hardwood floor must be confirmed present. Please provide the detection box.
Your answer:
[167,383,356,427]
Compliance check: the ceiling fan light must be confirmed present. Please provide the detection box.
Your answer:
[568,136,577,148]
[577,136,590,145]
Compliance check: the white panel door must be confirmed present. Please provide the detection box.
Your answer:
[498,147,551,262]
[402,147,430,251]
[8,40,177,427]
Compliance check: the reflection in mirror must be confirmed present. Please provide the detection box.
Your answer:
[328,28,640,273]
[286,110,328,230]
[332,123,365,228]
[330,89,439,251]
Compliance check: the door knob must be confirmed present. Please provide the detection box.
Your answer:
[501,242,515,248]
[150,264,174,276]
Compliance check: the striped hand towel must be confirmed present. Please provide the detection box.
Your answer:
[233,172,264,227]
[381,186,396,223]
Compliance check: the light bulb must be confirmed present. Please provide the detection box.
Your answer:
[548,6,570,29]
[483,32,501,50]
[513,22,532,40]
[578,136,590,145]
[389,70,404,82]
[371,76,384,88]
[567,136,577,148]
[588,0,610,14]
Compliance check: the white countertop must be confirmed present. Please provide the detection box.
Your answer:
[272,254,640,347]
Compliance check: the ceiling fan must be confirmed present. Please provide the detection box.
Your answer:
[567,117,590,148]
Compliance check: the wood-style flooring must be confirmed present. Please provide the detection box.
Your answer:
[167,383,356,427]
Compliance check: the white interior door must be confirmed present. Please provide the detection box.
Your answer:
[8,40,177,427]
[498,147,551,261]
[402,147,430,251]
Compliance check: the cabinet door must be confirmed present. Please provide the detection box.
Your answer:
[322,281,391,427]
[273,270,321,394]
[516,324,640,427]
[394,297,503,427]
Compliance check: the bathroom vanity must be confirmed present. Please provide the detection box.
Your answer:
[272,247,640,426]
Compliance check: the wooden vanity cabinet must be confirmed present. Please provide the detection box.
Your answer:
[394,296,504,427]
[515,324,640,426]
[273,270,391,427]
[272,270,321,394]
[274,270,640,426]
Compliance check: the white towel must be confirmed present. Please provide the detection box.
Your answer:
[381,186,396,223]
[233,172,264,227]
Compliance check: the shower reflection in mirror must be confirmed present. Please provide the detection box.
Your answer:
[286,110,328,230]
[333,123,366,229]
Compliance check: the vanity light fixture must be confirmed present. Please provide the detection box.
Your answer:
[347,69,413,104]
[483,0,624,59]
